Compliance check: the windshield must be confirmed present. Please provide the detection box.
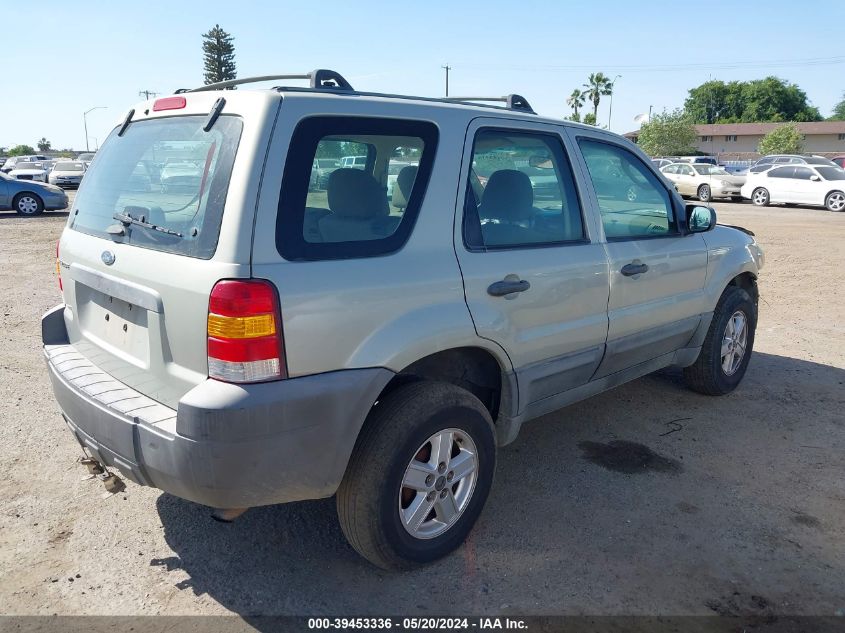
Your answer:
[693,165,730,176]
[816,167,845,181]
[15,162,43,170]
[69,115,243,259]
[55,162,84,171]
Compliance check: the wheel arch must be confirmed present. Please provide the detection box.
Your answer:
[374,346,514,427]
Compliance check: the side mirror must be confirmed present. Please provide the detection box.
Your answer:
[686,204,717,233]
[810,174,821,182]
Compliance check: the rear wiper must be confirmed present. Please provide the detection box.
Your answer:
[111,212,183,237]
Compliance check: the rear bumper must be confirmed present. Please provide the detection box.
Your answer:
[42,305,393,508]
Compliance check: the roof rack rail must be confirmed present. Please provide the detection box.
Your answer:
[175,69,354,94]
[444,94,535,114]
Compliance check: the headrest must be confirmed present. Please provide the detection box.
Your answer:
[327,168,388,218]
[479,169,534,222]
[391,165,418,209]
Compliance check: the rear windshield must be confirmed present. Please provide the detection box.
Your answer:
[69,115,242,259]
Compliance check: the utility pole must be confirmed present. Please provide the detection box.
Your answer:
[441,64,451,97]
[139,90,159,100]
[607,75,622,129]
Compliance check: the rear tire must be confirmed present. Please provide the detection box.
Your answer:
[697,184,711,202]
[825,191,845,212]
[13,193,44,216]
[337,381,496,570]
[751,187,769,207]
[683,286,756,396]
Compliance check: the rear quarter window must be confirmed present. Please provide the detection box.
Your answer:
[276,117,438,261]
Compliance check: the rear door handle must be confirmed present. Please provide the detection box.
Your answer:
[487,279,531,297]
[621,262,649,276]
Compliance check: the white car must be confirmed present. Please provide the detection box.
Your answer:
[48,161,87,188]
[9,161,49,182]
[660,163,745,202]
[741,164,845,211]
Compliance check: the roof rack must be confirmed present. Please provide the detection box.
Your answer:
[175,69,353,94]
[443,94,535,114]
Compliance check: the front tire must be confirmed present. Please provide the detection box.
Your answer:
[683,286,756,395]
[751,187,769,207]
[337,381,496,570]
[697,184,711,202]
[825,191,845,212]
[13,193,44,216]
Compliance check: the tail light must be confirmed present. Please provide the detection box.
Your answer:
[207,280,287,383]
[56,240,62,292]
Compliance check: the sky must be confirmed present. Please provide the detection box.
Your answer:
[2,1,845,151]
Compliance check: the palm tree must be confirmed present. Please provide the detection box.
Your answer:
[583,72,613,121]
[566,89,585,119]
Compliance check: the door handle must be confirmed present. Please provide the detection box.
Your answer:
[487,279,531,297]
[621,262,649,276]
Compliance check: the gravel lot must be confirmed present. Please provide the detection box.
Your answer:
[1,195,843,617]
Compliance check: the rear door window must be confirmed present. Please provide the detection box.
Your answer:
[277,117,438,261]
[462,129,585,249]
[69,115,243,259]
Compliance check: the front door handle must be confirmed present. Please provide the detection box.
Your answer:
[621,262,649,276]
[487,279,531,297]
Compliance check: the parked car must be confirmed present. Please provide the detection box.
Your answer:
[0,171,68,215]
[43,71,764,571]
[651,158,675,170]
[340,155,367,169]
[660,163,745,202]
[48,161,87,188]
[9,161,49,182]
[1,155,50,173]
[76,152,96,165]
[830,155,845,169]
[677,155,718,165]
[748,154,836,174]
[741,164,845,211]
[159,161,202,192]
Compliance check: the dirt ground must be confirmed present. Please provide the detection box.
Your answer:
[0,196,843,618]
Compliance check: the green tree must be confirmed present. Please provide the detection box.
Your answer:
[583,73,613,121]
[37,137,51,152]
[202,24,237,87]
[684,77,822,123]
[8,144,36,156]
[636,109,697,157]
[582,112,597,126]
[566,89,586,120]
[830,92,845,120]
[757,123,804,155]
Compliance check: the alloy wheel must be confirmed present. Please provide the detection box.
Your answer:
[399,428,478,539]
[721,310,748,376]
[826,192,845,212]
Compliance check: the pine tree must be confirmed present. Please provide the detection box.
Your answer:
[202,24,237,87]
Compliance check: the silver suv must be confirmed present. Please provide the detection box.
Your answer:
[43,69,764,570]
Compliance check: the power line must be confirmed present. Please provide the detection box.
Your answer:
[453,55,845,74]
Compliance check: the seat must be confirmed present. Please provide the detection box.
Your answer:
[318,168,396,242]
[391,165,418,210]
[478,169,546,246]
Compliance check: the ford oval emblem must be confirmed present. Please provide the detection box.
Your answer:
[101,250,116,266]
